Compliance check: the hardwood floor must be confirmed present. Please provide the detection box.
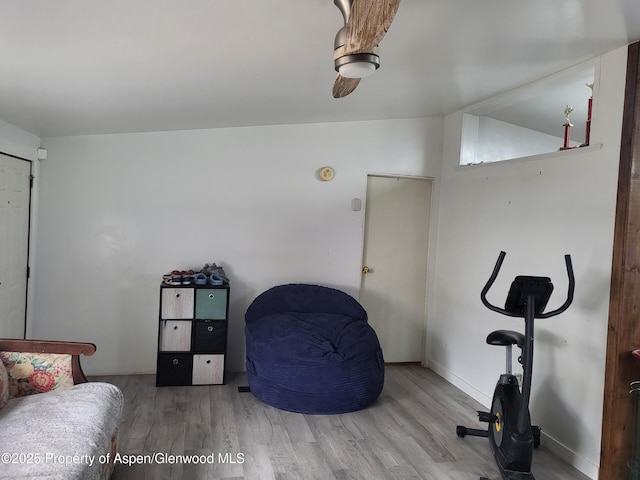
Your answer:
[92,365,591,480]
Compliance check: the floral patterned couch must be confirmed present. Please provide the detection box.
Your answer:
[0,339,124,480]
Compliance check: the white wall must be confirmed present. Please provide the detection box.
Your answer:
[475,115,576,163]
[428,46,627,478]
[461,113,571,165]
[34,117,443,376]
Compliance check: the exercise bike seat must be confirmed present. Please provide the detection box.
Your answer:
[486,330,525,348]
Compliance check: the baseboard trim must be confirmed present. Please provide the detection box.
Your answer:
[540,431,599,480]
[428,360,492,407]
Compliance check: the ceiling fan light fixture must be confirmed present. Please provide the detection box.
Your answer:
[335,53,380,79]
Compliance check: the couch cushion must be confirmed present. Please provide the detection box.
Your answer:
[0,351,75,398]
[0,382,124,480]
[0,360,8,409]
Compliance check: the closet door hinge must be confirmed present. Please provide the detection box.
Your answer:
[29,175,34,188]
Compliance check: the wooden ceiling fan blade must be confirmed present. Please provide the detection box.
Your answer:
[333,74,361,98]
[345,0,401,55]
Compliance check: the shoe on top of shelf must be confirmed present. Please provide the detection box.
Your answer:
[181,270,195,285]
[169,270,183,285]
[201,263,229,284]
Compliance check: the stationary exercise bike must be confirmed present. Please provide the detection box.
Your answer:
[456,251,575,480]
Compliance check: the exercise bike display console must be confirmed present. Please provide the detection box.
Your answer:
[456,251,575,480]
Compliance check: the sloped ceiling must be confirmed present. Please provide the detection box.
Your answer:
[1,0,639,138]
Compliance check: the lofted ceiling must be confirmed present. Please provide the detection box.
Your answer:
[1,0,640,138]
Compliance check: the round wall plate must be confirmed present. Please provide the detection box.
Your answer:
[320,166,335,181]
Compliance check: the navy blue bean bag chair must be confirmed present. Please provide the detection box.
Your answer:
[245,284,384,414]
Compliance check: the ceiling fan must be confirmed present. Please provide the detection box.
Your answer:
[332,0,401,98]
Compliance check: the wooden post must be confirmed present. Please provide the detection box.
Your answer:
[600,41,640,479]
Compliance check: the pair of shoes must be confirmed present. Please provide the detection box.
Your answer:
[163,270,195,285]
[162,271,182,285]
[182,270,195,285]
[201,263,229,284]
[201,263,218,276]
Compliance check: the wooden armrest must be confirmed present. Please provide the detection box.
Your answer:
[0,339,96,356]
[0,338,97,384]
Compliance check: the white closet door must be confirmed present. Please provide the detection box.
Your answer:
[359,175,432,363]
[0,153,31,338]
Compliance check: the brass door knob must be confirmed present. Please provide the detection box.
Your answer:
[362,266,372,274]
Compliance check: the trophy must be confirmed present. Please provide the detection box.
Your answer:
[582,82,594,147]
[561,105,575,150]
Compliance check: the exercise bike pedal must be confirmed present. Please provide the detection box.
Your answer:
[456,425,488,438]
[477,411,498,423]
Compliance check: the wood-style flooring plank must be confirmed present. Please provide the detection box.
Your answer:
[93,365,591,480]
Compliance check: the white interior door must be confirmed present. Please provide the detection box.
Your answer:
[359,175,432,363]
[0,153,31,338]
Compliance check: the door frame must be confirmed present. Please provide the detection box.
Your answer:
[0,150,35,339]
[359,173,436,366]
[600,41,640,478]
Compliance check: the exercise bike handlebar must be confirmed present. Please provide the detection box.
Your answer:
[480,251,575,318]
